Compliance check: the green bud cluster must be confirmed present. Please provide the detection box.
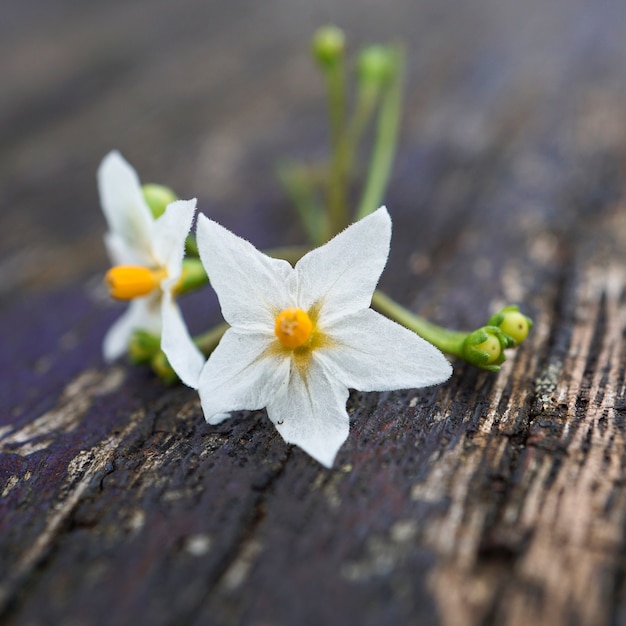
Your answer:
[459,306,533,371]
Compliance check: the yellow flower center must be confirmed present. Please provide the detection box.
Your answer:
[105,265,167,300]
[274,308,313,349]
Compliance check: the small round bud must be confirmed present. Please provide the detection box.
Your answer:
[311,26,346,68]
[474,334,502,365]
[358,46,393,84]
[488,306,533,346]
[462,326,507,371]
[142,184,178,219]
[499,311,531,345]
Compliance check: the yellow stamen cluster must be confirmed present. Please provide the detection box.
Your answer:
[105,265,167,300]
[274,308,313,349]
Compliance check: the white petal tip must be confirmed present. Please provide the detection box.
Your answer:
[206,412,231,425]
[288,441,339,468]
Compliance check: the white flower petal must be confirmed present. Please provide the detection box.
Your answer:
[196,214,295,331]
[152,199,196,276]
[102,296,161,361]
[197,328,290,423]
[98,151,155,261]
[268,357,350,468]
[160,292,205,389]
[318,308,452,391]
[104,232,147,266]
[295,207,391,323]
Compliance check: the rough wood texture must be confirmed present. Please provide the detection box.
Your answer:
[3,1,626,624]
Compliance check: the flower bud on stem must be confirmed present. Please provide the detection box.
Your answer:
[371,291,531,371]
[356,44,405,221]
[487,305,533,346]
[312,26,350,239]
[348,46,394,150]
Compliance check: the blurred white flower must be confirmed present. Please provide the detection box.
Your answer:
[98,151,204,386]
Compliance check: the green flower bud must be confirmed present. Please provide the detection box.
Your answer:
[172,258,209,296]
[128,330,161,365]
[358,45,394,85]
[462,326,508,372]
[185,235,199,257]
[311,26,346,68]
[142,184,178,219]
[488,305,533,346]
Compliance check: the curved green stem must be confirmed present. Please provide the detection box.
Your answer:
[371,291,532,371]
[371,290,466,356]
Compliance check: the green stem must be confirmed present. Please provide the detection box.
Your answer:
[324,57,350,238]
[345,84,380,175]
[194,322,230,356]
[356,45,405,221]
[371,290,466,357]
[277,164,327,246]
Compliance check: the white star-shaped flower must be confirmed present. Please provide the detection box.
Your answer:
[98,151,204,386]
[192,206,452,467]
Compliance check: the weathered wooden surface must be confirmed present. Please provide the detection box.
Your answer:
[3,1,626,624]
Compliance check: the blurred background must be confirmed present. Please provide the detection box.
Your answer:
[2,0,626,309]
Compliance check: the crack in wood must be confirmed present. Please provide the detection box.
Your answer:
[0,368,125,457]
[0,407,146,617]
